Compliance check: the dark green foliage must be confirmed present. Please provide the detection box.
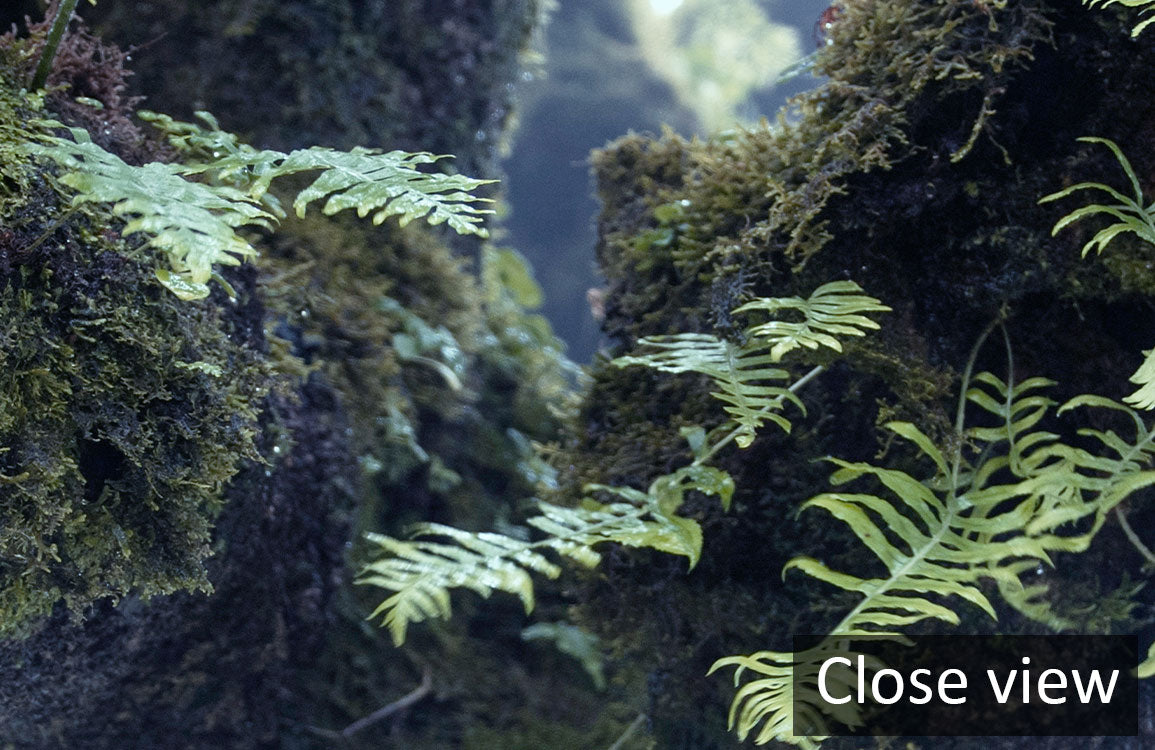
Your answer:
[0,4,617,748]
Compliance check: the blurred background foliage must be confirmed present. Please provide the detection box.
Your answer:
[502,0,831,361]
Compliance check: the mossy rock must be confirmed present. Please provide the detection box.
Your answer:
[86,0,547,180]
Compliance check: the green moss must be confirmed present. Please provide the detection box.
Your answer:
[89,0,548,178]
[0,160,262,638]
[0,45,269,635]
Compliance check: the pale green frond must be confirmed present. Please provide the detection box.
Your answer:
[145,110,498,235]
[708,651,826,749]
[614,282,887,447]
[1084,0,1155,36]
[1040,137,1155,256]
[614,333,802,447]
[1125,349,1155,410]
[29,114,496,300]
[26,123,268,300]
[580,465,733,568]
[714,375,1155,746]
[359,528,557,646]
[360,462,733,644]
[734,280,892,361]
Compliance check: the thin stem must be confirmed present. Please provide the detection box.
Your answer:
[606,712,647,750]
[342,667,433,737]
[1115,506,1155,567]
[31,0,81,92]
[950,314,1003,492]
[694,364,825,466]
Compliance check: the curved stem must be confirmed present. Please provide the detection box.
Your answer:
[606,712,647,750]
[694,364,825,467]
[31,0,81,92]
[1115,506,1155,567]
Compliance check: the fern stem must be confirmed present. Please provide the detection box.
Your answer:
[695,364,825,466]
[1115,506,1155,567]
[31,0,81,92]
[341,667,432,737]
[830,318,1003,638]
[606,712,647,750]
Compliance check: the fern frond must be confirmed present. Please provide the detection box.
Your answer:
[614,282,888,447]
[28,114,495,299]
[713,373,1155,745]
[708,650,824,749]
[1041,137,1155,408]
[614,333,802,447]
[359,465,733,645]
[1123,349,1155,410]
[1039,137,1155,255]
[360,524,560,646]
[1084,0,1155,36]
[733,280,891,361]
[26,123,269,300]
[1055,394,1155,516]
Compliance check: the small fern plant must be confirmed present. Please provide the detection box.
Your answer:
[1084,0,1155,36]
[1040,137,1155,408]
[25,112,494,299]
[358,280,889,646]
[712,326,1155,747]
[615,281,891,448]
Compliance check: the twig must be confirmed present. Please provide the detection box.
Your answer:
[23,207,78,255]
[341,667,433,738]
[1115,506,1155,567]
[606,712,646,750]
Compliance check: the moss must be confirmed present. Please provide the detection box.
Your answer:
[0,71,263,635]
[88,0,547,179]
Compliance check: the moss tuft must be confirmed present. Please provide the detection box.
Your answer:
[0,66,262,636]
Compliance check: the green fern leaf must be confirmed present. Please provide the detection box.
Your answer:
[733,280,891,361]
[144,110,497,235]
[359,524,560,646]
[26,123,268,300]
[615,282,888,447]
[1041,138,1155,408]
[713,373,1155,746]
[360,464,732,644]
[1084,0,1155,36]
[1040,137,1155,255]
[283,148,494,234]
[28,114,495,299]
[1123,349,1155,410]
[614,333,801,447]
